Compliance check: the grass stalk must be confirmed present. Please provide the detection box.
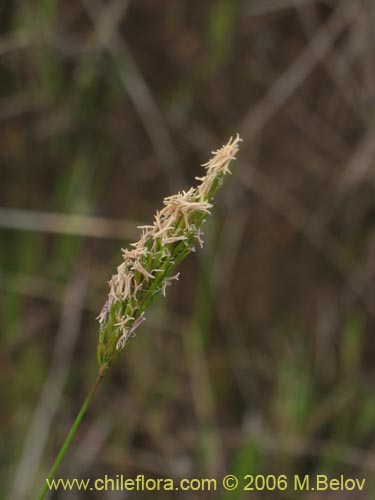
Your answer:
[37,370,106,500]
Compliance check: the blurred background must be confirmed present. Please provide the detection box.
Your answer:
[0,0,374,498]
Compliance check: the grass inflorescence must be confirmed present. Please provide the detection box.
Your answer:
[97,134,242,372]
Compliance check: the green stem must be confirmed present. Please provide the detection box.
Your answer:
[37,371,105,500]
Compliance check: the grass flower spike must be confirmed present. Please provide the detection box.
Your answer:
[38,134,241,500]
[97,134,241,373]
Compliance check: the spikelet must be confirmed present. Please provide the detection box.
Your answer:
[97,134,242,373]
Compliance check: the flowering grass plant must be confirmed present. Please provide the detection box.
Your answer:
[38,134,241,500]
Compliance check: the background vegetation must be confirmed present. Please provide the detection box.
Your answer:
[1,0,374,498]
